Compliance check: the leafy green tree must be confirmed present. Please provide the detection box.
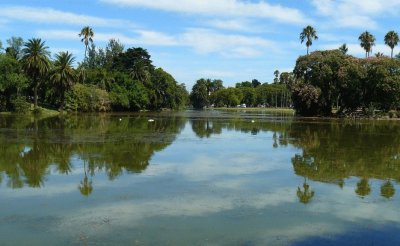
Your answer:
[0,54,28,110]
[113,47,154,73]
[251,79,261,88]
[105,39,124,67]
[300,25,318,55]
[190,79,209,109]
[51,51,76,111]
[359,31,375,58]
[79,26,94,60]
[384,31,399,58]
[5,36,23,59]
[21,38,50,109]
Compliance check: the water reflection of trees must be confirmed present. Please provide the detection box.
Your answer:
[0,114,186,195]
[290,121,400,200]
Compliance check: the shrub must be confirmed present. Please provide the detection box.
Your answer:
[11,96,30,113]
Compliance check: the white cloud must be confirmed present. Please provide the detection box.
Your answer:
[181,28,275,57]
[37,28,276,58]
[0,6,136,28]
[100,0,310,25]
[311,0,400,29]
[36,29,178,47]
[206,19,261,32]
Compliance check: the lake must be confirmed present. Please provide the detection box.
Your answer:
[0,110,399,245]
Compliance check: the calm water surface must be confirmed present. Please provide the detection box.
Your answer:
[0,110,399,245]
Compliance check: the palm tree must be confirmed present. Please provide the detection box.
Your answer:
[297,178,315,204]
[78,26,94,59]
[51,51,76,111]
[384,31,399,58]
[129,60,150,83]
[339,43,348,54]
[21,38,50,109]
[300,25,318,55]
[359,31,376,58]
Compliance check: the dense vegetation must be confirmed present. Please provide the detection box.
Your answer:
[0,27,189,113]
[189,77,292,109]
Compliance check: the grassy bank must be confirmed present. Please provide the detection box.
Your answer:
[211,107,295,113]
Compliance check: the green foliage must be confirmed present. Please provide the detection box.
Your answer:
[11,96,30,113]
[359,31,375,58]
[0,54,29,111]
[65,84,110,112]
[190,79,210,109]
[21,38,51,109]
[211,88,243,107]
[300,25,318,55]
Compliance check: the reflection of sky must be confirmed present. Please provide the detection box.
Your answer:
[1,121,400,245]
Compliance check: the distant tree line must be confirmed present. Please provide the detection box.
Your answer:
[0,26,189,113]
[189,77,292,109]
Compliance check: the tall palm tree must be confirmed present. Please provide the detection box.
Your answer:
[21,38,50,109]
[359,31,376,58]
[78,26,94,59]
[51,51,76,111]
[300,25,318,55]
[384,30,399,58]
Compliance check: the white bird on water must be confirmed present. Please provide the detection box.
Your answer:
[148,119,155,122]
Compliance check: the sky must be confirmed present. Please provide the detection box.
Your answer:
[1,0,400,89]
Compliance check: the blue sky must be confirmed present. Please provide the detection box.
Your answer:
[1,0,400,89]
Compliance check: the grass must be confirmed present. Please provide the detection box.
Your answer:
[211,107,295,113]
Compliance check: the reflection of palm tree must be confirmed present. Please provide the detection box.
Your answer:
[355,178,371,198]
[380,180,395,199]
[297,178,315,204]
[78,160,93,197]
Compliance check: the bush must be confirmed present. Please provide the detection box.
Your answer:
[65,84,111,112]
[11,96,30,113]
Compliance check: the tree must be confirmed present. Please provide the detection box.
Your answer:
[375,52,385,58]
[273,70,280,83]
[79,26,94,60]
[51,51,76,111]
[380,180,395,199]
[339,43,348,54]
[190,79,209,109]
[21,38,50,109]
[384,31,399,58]
[251,79,261,88]
[129,59,150,83]
[359,31,375,58]
[105,39,124,67]
[297,179,314,204]
[300,25,318,55]
[355,178,371,198]
[6,37,23,59]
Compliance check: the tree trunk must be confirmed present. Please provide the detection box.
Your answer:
[307,46,309,55]
[391,48,394,58]
[34,79,38,109]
